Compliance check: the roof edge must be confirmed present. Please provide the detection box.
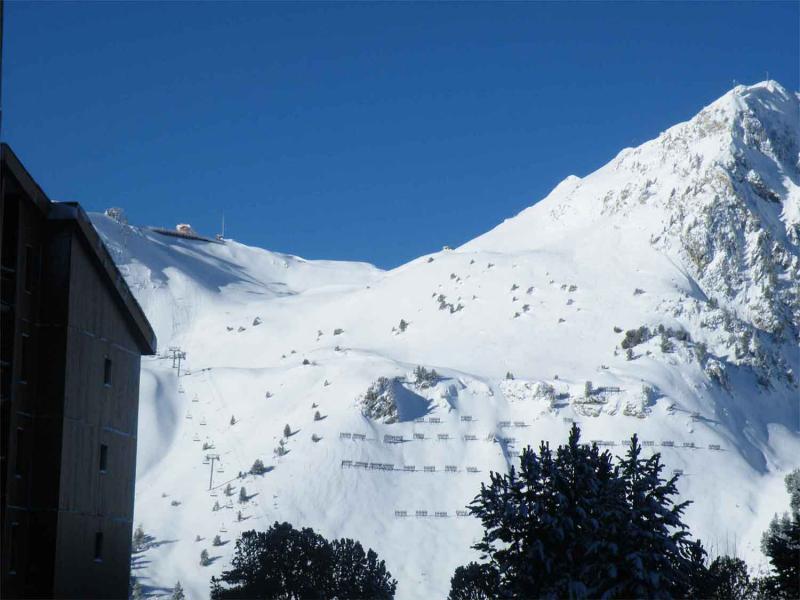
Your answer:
[2,143,157,355]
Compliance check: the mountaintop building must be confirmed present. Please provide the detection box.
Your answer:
[1,144,157,598]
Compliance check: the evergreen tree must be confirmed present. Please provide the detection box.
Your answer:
[212,500,220,512]
[612,434,701,598]
[452,425,708,599]
[250,458,267,475]
[230,415,236,426]
[224,483,233,497]
[760,469,800,599]
[283,424,291,438]
[314,410,322,421]
[448,562,499,600]
[706,556,756,599]
[200,549,211,566]
[213,534,222,547]
[171,581,185,600]
[209,522,396,599]
[329,537,397,599]
[131,579,145,600]
[239,487,247,503]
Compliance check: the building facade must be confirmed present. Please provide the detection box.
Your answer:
[1,144,157,598]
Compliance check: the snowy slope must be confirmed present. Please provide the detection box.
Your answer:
[92,81,799,599]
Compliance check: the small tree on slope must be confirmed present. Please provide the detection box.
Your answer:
[171,580,186,600]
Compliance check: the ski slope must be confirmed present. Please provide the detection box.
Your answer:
[92,81,799,599]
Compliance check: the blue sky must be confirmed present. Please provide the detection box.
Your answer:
[3,2,798,268]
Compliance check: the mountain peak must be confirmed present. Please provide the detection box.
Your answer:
[94,82,799,600]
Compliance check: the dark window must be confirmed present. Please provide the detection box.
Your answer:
[9,522,18,574]
[103,358,112,386]
[94,532,103,561]
[15,428,25,477]
[99,444,108,472]
[24,245,37,293]
[20,334,30,383]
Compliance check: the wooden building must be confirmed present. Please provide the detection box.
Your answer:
[0,144,157,598]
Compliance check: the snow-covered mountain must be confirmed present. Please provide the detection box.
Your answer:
[92,81,799,599]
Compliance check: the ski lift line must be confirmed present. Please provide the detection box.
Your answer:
[203,373,272,525]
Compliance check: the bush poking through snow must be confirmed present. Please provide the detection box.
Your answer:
[132,524,146,551]
[360,377,400,424]
[212,500,221,512]
[660,333,675,353]
[250,459,267,476]
[274,439,288,457]
[694,342,708,364]
[131,581,144,600]
[505,372,514,380]
[621,326,652,349]
[312,434,322,443]
[398,319,409,333]
[413,366,440,389]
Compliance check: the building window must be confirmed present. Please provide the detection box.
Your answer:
[94,532,104,562]
[99,444,108,472]
[103,358,112,386]
[24,245,37,293]
[9,522,19,574]
[15,428,25,477]
[20,334,30,384]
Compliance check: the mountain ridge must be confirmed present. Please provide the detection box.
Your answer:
[92,81,798,599]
